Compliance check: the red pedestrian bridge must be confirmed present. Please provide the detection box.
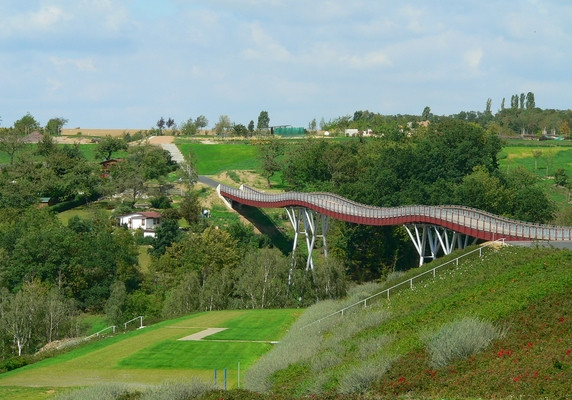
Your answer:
[217,184,572,267]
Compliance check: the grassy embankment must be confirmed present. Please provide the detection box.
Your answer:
[0,309,300,399]
[245,245,571,398]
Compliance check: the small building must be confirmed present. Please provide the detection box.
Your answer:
[118,211,162,238]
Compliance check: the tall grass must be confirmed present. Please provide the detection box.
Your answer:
[422,317,505,368]
[54,383,133,400]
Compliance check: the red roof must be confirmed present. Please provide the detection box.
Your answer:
[138,211,162,218]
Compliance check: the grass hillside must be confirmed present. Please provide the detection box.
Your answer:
[245,245,571,399]
[0,309,300,399]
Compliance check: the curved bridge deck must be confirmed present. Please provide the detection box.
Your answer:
[218,184,572,242]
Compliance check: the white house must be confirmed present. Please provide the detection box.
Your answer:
[118,211,162,238]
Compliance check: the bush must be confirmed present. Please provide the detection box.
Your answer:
[139,379,211,400]
[54,383,134,400]
[338,357,394,394]
[150,195,172,209]
[422,317,505,368]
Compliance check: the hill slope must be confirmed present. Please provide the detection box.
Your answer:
[245,245,571,399]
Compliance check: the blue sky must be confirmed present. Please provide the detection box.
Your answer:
[0,0,570,129]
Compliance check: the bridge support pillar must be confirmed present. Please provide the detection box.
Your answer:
[404,224,476,266]
[285,207,329,271]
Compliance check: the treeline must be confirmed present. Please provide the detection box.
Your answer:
[277,119,556,280]
[324,93,572,138]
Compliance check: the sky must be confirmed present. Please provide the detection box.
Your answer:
[0,0,570,130]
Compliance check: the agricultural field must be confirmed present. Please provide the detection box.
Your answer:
[0,309,300,399]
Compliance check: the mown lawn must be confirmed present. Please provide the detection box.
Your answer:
[0,309,300,393]
[177,142,260,175]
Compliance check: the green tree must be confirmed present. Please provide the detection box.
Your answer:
[104,281,127,326]
[525,92,535,109]
[179,190,202,225]
[0,127,26,165]
[248,120,255,133]
[110,143,175,203]
[258,137,284,188]
[257,110,270,129]
[179,118,197,136]
[554,168,568,187]
[178,151,198,191]
[162,271,201,318]
[194,115,208,130]
[14,113,40,136]
[45,117,68,135]
[215,115,232,137]
[234,248,290,309]
[233,123,249,137]
[95,135,128,160]
[149,219,182,258]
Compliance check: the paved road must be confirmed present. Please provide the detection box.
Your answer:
[198,175,220,188]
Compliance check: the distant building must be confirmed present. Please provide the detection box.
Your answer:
[118,211,162,238]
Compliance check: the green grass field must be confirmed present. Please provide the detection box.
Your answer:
[177,142,260,175]
[0,309,299,398]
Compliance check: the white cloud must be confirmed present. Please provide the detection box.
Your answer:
[241,23,291,61]
[50,57,97,72]
[463,48,483,71]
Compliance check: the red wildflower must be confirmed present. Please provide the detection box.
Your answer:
[566,349,571,355]
[533,371,539,378]
[513,375,521,382]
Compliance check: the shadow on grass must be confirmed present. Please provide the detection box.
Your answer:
[232,203,292,255]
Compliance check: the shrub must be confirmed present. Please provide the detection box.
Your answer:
[356,335,393,360]
[139,379,211,400]
[150,195,172,209]
[423,317,505,368]
[54,383,133,400]
[338,357,394,394]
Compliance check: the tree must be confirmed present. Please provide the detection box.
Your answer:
[0,127,26,165]
[422,106,432,121]
[234,248,290,309]
[45,117,68,135]
[166,118,175,130]
[95,135,128,160]
[178,151,198,191]
[233,123,249,137]
[194,115,208,130]
[248,120,255,133]
[110,143,176,202]
[149,219,181,258]
[104,281,127,326]
[14,113,40,136]
[519,93,525,109]
[156,117,165,134]
[308,118,317,132]
[162,272,201,318]
[179,118,197,136]
[485,98,492,115]
[532,150,542,170]
[258,137,284,188]
[501,98,505,110]
[257,110,270,130]
[179,191,202,225]
[215,115,232,137]
[525,92,535,109]
[554,168,568,187]
[511,94,519,109]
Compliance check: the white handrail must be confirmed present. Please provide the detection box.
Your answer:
[302,239,506,328]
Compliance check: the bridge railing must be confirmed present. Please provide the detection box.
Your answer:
[218,184,572,241]
[302,239,506,329]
